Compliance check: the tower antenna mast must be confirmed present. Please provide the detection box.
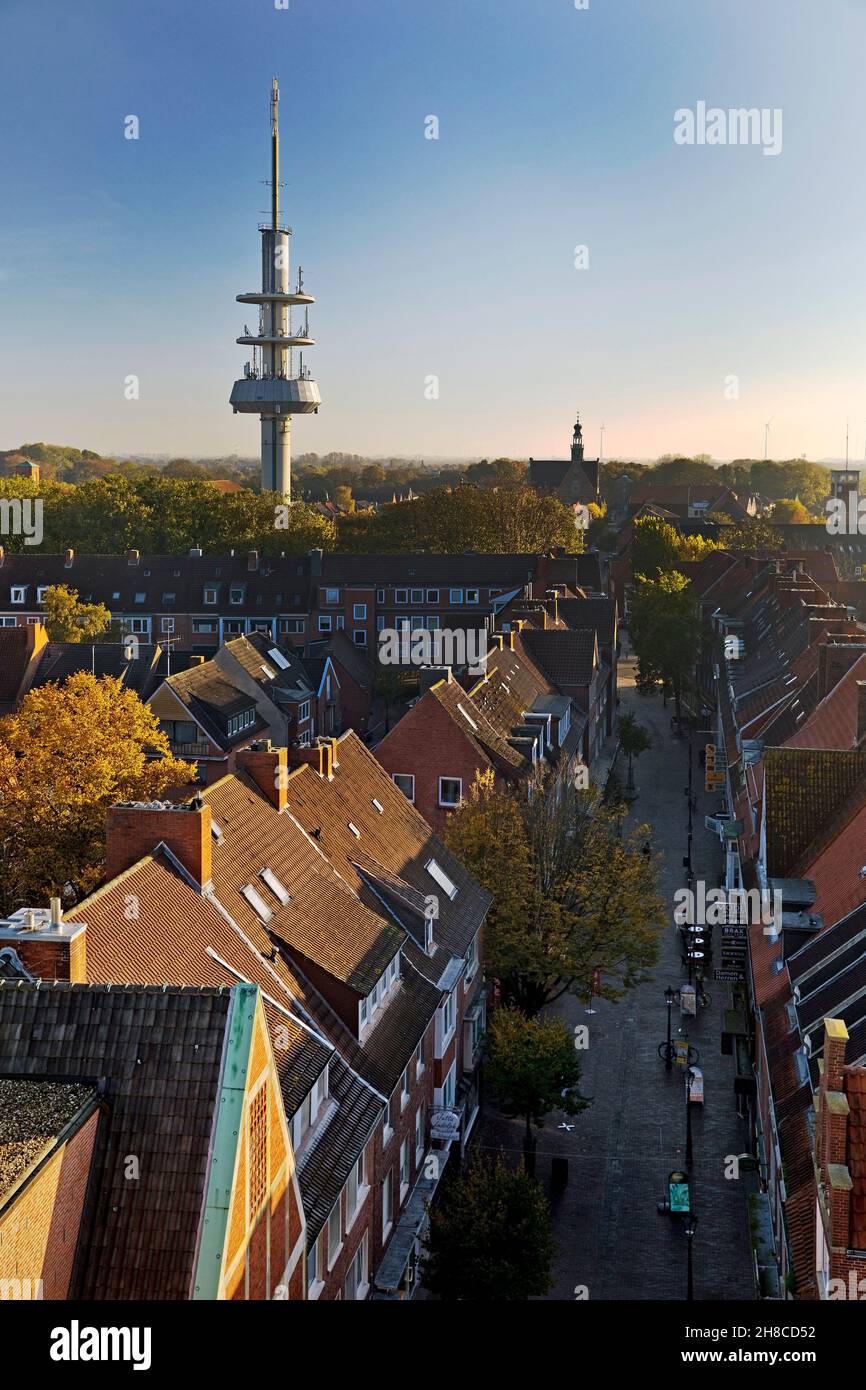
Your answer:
[271,78,279,232]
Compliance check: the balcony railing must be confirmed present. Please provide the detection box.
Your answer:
[170,741,212,758]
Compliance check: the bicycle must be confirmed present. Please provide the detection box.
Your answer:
[657,1040,700,1066]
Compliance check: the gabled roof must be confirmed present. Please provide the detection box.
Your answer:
[520,627,599,688]
[0,980,235,1300]
[555,595,617,646]
[784,652,866,750]
[162,664,267,748]
[764,746,866,877]
[31,641,161,697]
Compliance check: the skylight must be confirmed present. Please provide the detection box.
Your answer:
[372,798,384,814]
[426,857,458,900]
[348,822,361,839]
[260,663,276,680]
[241,884,274,922]
[268,647,290,670]
[210,819,224,842]
[259,867,290,906]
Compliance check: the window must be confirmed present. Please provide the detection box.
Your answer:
[241,883,274,923]
[439,777,462,808]
[229,586,244,605]
[383,1098,393,1141]
[248,1085,268,1219]
[308,1232,324,1294]
[466,588,480,604]
[129,618,149,635]
[415,1040,425,1079]
[10,587,25,604]
[388,955,399,986]
[36,585,48,603]
[399,1138,409,1197]
[225,620,243,634]
[426,615,441,630]
[323,587,340,605]
[415,1102,425,1161]
[442,1062,456,1109]
[359,996,369,1029]
[353,629,367,646]
[395,588,408,604]
[298,700,311,722]
[161,617,175,633]
[347,1150,366,1226]
[382,1170,393,1241]
[134,592,146,604]
[260,663,276,680]
[353,603,367,620]
[392,773,415,802]
[449,588,463,603]
[259,867,290,906]
[464,933,480,986]
[204,587,218,604]
[410,588,423,604]
[0,617,15,627]
[376,588,385,603]
[442,989,455,1040]
[279,617,305,635]
[400,1065,410,1109]
[162,592,176,605]
[318,615,332,633]
[327,1202,342,1269]
[410,616,424,631]
[344,1233,368,1300]
[376,615,386,631]
[192,619,217,633]
[336,615,345,630]
[426,857,458,900]
[426,589,439,602]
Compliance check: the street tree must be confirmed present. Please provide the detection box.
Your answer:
[421,1156,555,1300]
[444,770,663,1016]
[629,570,701,724]
[617,710,651,792]
[487,1007,587,1175]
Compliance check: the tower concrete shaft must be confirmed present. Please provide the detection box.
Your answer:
[230,78,321,498]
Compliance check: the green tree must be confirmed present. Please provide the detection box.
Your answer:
[718,516,785,553]
[629,570,701,723]
[421,1157,555,1300]
[42,585,117,643]
[617,711,651,792]
[444,771,663,1015]
[632,515,680,577]
[651,456,717,485]
[771,497,816,525]
[487,1007,587,1175]
[337,484,579,554]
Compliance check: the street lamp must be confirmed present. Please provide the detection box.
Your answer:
[684,1212,698,1300]
[664,986,677,1073]
[685,1066,695,1168]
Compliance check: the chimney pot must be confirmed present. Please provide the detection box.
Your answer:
[64,548,74,568]
[50,896,62,927]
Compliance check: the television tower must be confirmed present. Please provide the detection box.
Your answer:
[230,79,321,497]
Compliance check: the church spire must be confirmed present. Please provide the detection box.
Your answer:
[571,411,584,463]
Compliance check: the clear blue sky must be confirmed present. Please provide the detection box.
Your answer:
[1,0,865,463]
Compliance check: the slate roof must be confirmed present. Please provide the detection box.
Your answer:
[556,596,617,647]
[0,981,235,1300]
[162,663,269,749]
[30,642,162,697]
[520,627,600,688]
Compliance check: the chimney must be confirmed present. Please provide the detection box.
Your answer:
[309,547,323,577]
[508,630,516,650]
[189,654,205,665]
[0,898,87,983]
[288,740,333,781]
[816,1018,853,1253]
[817,642,866,701]
[236,740,289,809]
[857,682,866,745]
[106,799,212,887]
[247,549,259,573]
[64,548,74,569]
[491,633,505,650]
[128,549,140,567]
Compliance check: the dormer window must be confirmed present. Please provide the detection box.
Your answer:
[324,587,340,605]
[230,586,244,605]
[134,592,146,603]
[162,592,176,605]
[10,587,26,604]
[36,586,48,604]
[204,587,218,604]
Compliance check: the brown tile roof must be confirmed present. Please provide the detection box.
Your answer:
[0,981,234,1300]
[763,746,866,877]
[163,663,268,748]
[784,653,866,750]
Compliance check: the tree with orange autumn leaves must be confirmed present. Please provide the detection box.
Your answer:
[0,673,195,914]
